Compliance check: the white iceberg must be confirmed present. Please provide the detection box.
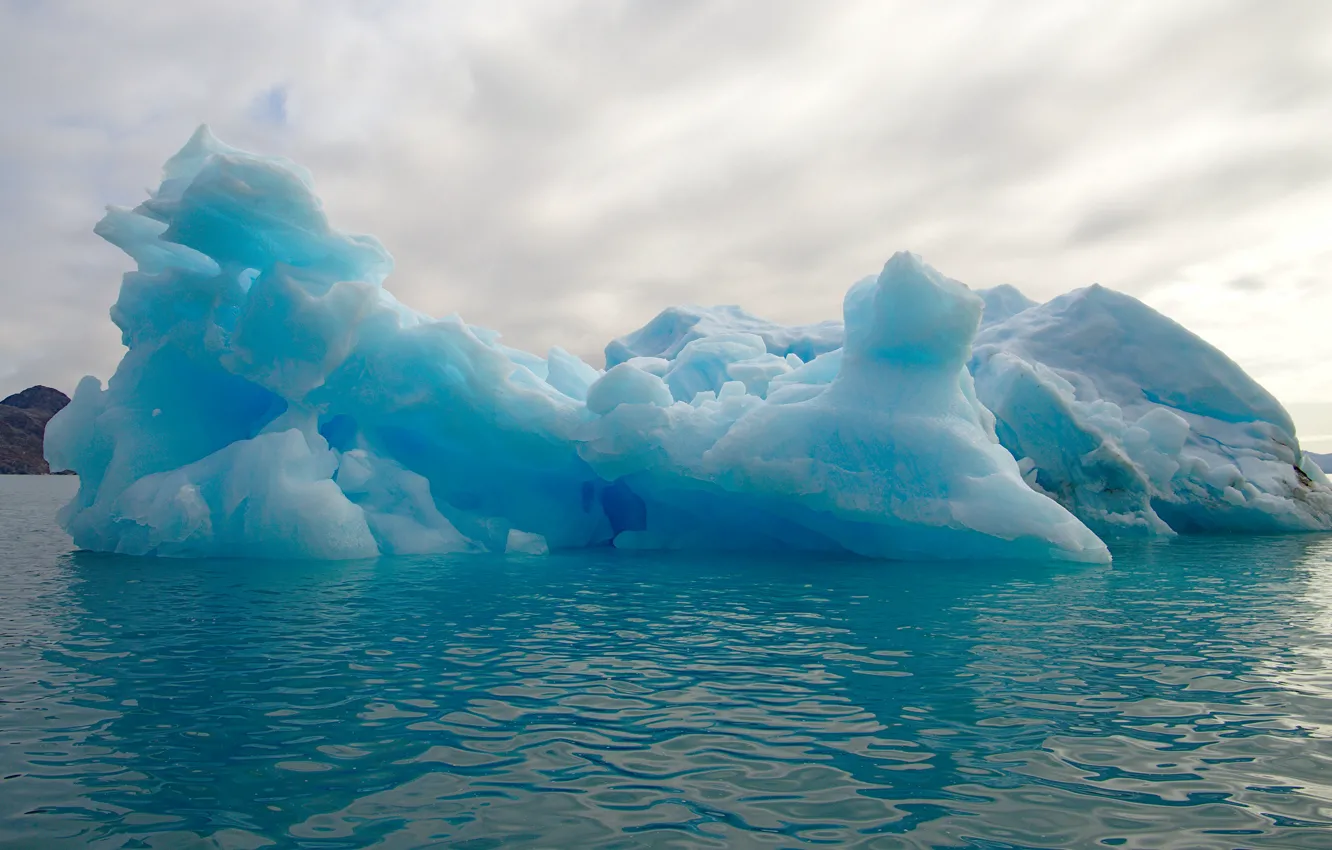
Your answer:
[971,285,1332,535]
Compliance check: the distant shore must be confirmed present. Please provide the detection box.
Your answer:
[0,386,70,474]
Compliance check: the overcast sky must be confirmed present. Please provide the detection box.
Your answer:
[3,1,1331,443]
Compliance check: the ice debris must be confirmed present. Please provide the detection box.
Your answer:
[45,128,1332,561]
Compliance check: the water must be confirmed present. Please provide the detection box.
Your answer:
[2,476,1332,849]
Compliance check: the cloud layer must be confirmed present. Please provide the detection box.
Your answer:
[2,1,1330,443]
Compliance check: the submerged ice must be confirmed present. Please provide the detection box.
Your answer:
[45,129,1332,562]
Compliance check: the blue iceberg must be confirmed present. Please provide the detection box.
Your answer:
[45,129,1331,562]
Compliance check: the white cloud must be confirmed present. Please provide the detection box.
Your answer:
[1,0,1330,437]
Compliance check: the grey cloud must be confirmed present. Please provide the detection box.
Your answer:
[1066,144,1332,246]
[1228,275,1265,292]
[1067,206,1145,246]
[2,0,1331,405]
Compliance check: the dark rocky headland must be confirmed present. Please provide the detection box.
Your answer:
[0,386,71,474]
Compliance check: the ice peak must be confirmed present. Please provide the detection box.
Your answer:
[842,250,981,370]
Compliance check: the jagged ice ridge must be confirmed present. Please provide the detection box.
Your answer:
[45,129,1332,562]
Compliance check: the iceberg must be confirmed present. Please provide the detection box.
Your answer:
[577,254,1107,561]
[970,287,1332,535]
[1311,452,1332,475]
[45,129,1329,562]
[977,284,1038,327]
[611,288,1332,539]
[606,304,844,368]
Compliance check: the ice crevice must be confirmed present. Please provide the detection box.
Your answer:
[44,127,1332,562]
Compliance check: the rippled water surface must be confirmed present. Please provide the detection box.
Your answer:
[3,476,1332,848]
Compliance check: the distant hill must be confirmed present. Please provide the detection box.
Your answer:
[1309,452,1332,475]
[0,386,71,474]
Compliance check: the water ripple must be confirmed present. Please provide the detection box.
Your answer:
[2,477,1332,847]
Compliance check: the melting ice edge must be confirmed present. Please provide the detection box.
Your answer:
[45,128,1332,563]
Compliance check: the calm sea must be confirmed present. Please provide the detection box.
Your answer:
[2,474,1331,849]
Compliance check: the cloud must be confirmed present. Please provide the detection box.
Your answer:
[1228,275,1265,292]
[1,0,1330,434]
[248,86,289,127]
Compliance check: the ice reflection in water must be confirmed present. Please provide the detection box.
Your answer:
[2,477,1331,848]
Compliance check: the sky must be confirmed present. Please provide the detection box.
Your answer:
[2,1,1331,446]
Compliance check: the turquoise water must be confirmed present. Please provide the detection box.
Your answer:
[2,476,1332,849]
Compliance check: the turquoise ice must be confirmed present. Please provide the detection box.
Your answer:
[45,129,1330,561]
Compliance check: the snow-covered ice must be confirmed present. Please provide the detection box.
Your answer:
[45,129,1332,561]
[971,286,1332,535]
